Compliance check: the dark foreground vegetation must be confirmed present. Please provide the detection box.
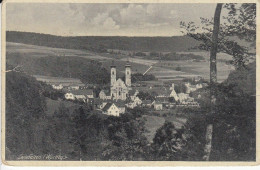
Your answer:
[5,61,255,161]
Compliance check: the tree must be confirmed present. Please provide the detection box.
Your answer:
[180,3,256,69]
[180,3,256,161]
[151,122,186,160]
[202,3,223,161]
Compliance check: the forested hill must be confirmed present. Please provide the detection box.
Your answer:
[6,31,200,52]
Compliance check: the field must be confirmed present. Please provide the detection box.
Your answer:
[7,42,234,83]
[33,75,83,84]
[152,60,234,82]
[6,42,109,60]
[143,114,187,143]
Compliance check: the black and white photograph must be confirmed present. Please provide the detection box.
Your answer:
[1,1,258,165]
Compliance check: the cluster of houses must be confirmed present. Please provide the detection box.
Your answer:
[35,63,206,117]
[93,62,206,116]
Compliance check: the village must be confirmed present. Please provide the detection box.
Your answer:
[34,61,207,117]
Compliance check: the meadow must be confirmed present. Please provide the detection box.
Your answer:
[6,42,234,84]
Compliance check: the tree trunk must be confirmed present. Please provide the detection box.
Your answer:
[203,3,223,161]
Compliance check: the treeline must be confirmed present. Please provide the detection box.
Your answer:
[6,31,200,52]
[121,73,156,84]
[135,51,204,61]
[6,54,110,85]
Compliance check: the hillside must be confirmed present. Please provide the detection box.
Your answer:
[6,54,110,85]
[6,31,200,52]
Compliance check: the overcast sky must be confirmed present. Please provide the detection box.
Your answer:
[7,3,221,36]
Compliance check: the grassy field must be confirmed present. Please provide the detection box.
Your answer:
[152,60,234,82]
[143,114,187,143]
[6,42,108,60]
[143,115,165,143]
[7,42,234,83]
[177,51,233,61]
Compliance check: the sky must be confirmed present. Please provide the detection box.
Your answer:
[6,3,220,36]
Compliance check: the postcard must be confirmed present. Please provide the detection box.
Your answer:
[1,0,259,166]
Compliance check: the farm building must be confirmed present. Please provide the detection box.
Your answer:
[102,102,126,117]
[64,89,94,102]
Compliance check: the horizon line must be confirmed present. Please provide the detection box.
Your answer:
[6,30,187,38]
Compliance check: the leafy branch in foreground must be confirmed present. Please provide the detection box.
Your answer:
[180,3,256,69]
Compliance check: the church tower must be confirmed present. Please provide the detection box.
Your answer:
[111,62,116,86]
[125,61,131,87]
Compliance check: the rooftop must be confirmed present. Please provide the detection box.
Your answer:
[65,89,93,96]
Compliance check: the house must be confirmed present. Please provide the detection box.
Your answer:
[115,100,126,114]
[52,84,63,90]
[99,90,111,100]
[194,76,203,82]
[102,103,120,117]
[69,85,80,90]
[169,83,179,102]
[185,83,198,94]
[64,89,94,102]
[141,100,153,108]
[126,96,142,109]
[178,93,189,103]
[65,93,75,100]
[126,102,136,109]
[153,101,163,111]
[196,84,203,89]
[132,96,142,105]
[154,97,170,108]
[85,89,94,99]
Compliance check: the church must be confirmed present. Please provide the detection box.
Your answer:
[110,61,132,101]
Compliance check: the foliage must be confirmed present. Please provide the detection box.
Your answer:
[6,71,47,158]
[101,112,149,160]
[174,83,187,94]
[151,122,187,160]
[180,3,256,69]
[132,73,156,83]
[137,91,156,101]
[189,62,256,161]
[6,72,150,160]
[163,52,204,61]
[39,82,65,100]
[6,31,200,52]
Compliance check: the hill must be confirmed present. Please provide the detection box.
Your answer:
[6,31,200,52]
[6,54,110,85]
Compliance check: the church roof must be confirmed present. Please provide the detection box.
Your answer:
[112,78,127,88]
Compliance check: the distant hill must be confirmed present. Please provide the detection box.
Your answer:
[6,31,200,52]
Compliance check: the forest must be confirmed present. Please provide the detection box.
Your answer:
[6,31,200,52]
